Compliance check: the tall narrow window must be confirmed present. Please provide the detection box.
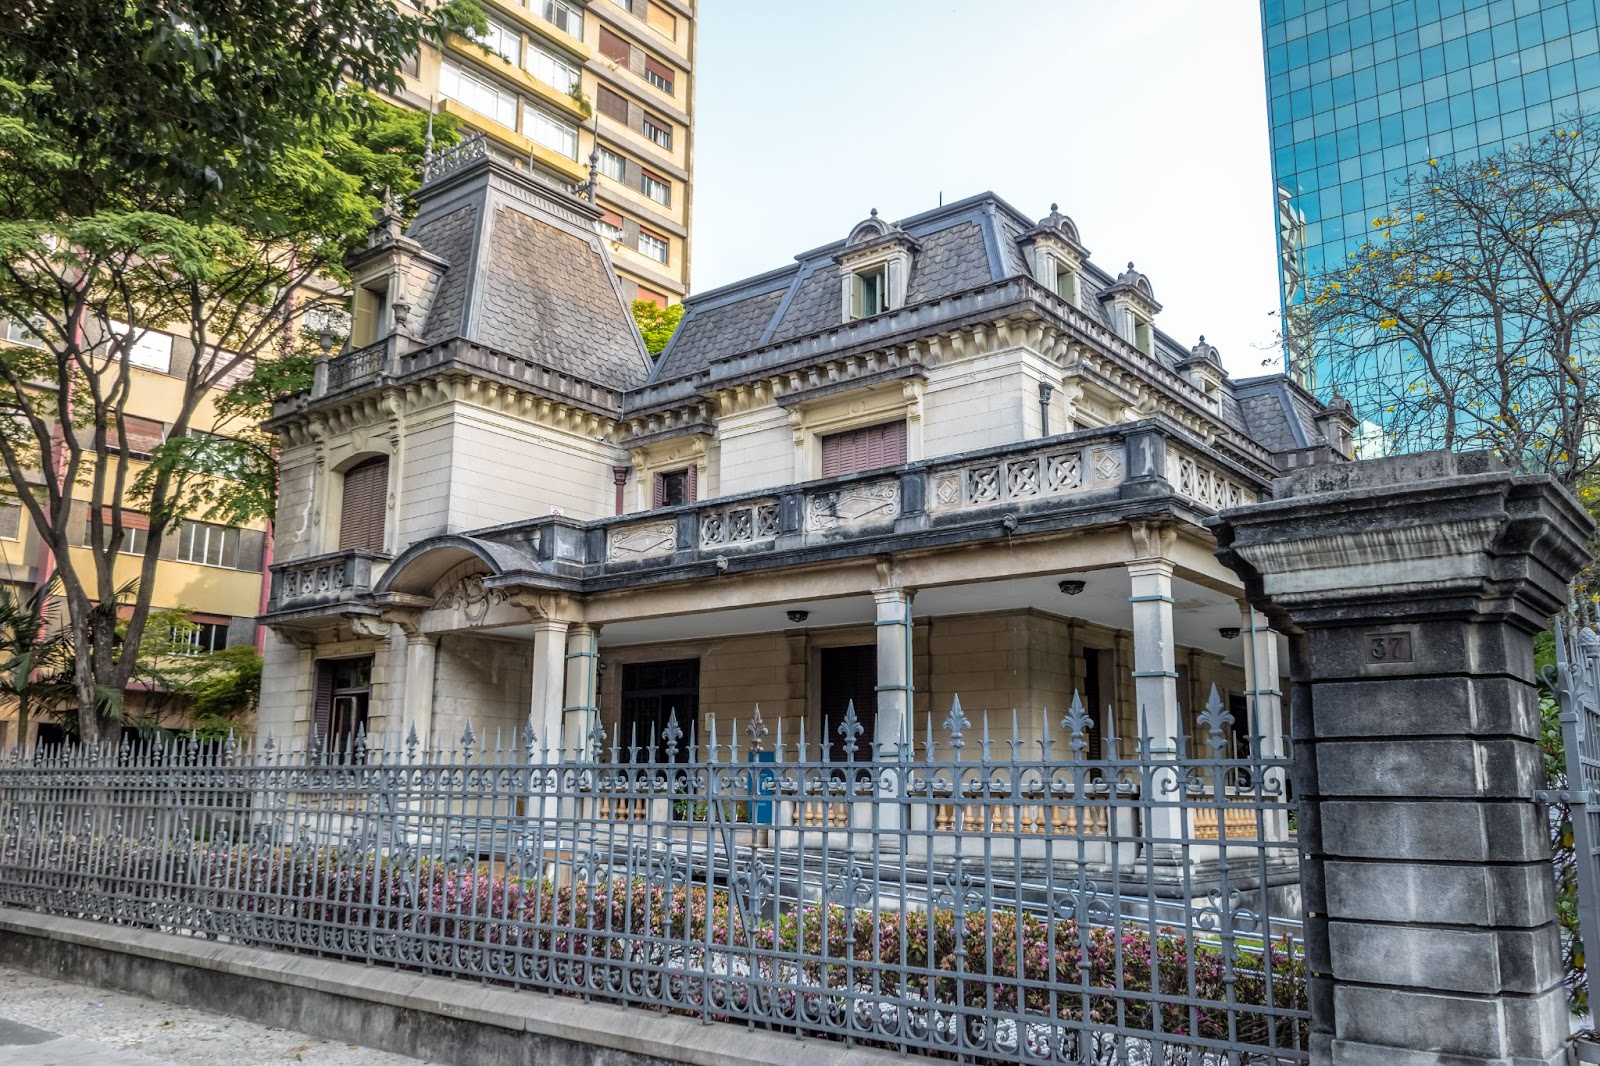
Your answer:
[339,457,389,552]
[850,266,888,319]
[651,466,696,507]
[820,421,907,477]
[312,656,373,758]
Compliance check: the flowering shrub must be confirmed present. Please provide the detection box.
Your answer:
[0,833,1306,1060]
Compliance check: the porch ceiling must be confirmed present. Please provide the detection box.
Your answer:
[564,571,1255,667]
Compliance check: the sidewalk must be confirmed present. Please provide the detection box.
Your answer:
[0,966,440,1065]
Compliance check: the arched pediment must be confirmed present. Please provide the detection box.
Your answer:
[846,209,892,246]
[373,535,532,598]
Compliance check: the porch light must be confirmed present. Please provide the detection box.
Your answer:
[1219,627,1241,639]
[1058,579,1086,596]
[787,610,810,623]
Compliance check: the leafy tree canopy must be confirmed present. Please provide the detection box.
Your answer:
[631,299,683,356]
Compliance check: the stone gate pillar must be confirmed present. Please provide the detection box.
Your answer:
[1211,452,1592,1066]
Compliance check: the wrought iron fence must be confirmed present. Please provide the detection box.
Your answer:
[0,689,1306,1064]
[1550,616,1600,1008]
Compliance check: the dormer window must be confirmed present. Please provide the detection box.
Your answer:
[1132,315,1154,357]
[351,282,389,347]
[1052,257,1080,306]
[851,265,888,319]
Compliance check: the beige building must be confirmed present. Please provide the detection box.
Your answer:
[389,0,695,307]
[259,143,1356,769]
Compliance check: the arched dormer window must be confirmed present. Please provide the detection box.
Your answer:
[836,208,918,322]
[338,456,390,552]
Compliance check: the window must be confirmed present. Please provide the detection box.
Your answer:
[643,113,672,149]
[646,1,677,39]
[173,620,228,656]
[105,319,172,373]
[542,0,583,37]
[107,414,167,458]
[597,210,625,241]
[0,501,19,540]
[635,285,667,309]
[641,168,670,205]
[176,519,242,569]
[474,18,520,63]
[851,266,888,319]
[652,466,695,507]
[351,283,388,347]
[637,229,669,264]
[820,421,907,477]
[439,61,518,129]
[339,456,389,552]
[597,146,627,181]
[525,106,578,159]
[1133,317,1154,357]
[312,656,373,756]
[83,509,149,555]
[644,57,674,94]
[4,318,44,348]
[599,27,631,64]
[525,43,579,93]
[1052,258,1080,306]
[597,85,629,123]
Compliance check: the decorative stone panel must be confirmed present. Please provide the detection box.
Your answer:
[606,520,679,562]
[699,499,781,549]
[805,480,899,533]
[1168,447,1257,511]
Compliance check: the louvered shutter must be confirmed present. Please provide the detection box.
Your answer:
[685,465,697,503]
[821,421,907,477]
[599,27,630,63]
[339,457,389,552]
[651,473,665,508]
[311,660,334,742]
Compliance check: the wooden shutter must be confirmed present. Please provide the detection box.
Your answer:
[599,27,630,63]
[685,464,697,503]
[339,457,389,552]
[651,472,665,508]
[821,421,907,477]
[311,660,334,742]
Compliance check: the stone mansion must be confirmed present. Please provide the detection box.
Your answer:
[258,133,1355,765]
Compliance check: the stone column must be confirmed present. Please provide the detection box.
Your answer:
[1127,526,1182,851]
[529,619,571,758]
[1212,451,1592,1066]
[402,632,439,747]
[873,586,915,758]
[563,623,600,758]
[1239,601,1287,840]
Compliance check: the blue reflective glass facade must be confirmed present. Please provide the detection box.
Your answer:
[1262,0,1600,419]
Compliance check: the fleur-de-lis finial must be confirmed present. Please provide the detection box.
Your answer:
[839,700,864,759]
[1062,690,1092,755]
[663,708,684,760]
[943,694,970,750]
[746,704,770,754]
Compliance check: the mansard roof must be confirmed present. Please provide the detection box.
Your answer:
[402,141,653,393]
[648,192,1192,386]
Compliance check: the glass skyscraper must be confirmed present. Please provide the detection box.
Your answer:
[1261,0,1600,424]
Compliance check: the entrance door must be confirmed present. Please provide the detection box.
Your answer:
[820,644,878,760]
[620,659,700,761]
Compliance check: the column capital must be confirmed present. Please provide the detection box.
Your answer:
[1128,520,1177,564]
[1211,451,1591,634]
[872,585,915,607]
[379,607,434,644]
[507,588,580,625]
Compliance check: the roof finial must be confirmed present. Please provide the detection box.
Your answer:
[1050,202,1059,212]
[869,207,878,218]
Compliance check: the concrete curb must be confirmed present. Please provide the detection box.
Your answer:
[0,907,926,1066]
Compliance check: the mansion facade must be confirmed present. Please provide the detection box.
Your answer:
[258,134,1354,766]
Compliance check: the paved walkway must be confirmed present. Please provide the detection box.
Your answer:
[0,966,439,1065]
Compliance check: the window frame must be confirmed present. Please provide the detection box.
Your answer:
[640,168,671,205]
[637,229,669,264]
[105,319,173,373]
[643,113,673,150]
[644,57,674,94]
[542,0,584,37]
[474,17,521,64]
[172,619,229,656]
[176,519,243,570]
[597,209,626,241]
[851,266,888,319]
[524,42,580,94]
[524,104,579,159]
[597,146,627,181]
[438,60,519,129]
[819,420,909,478]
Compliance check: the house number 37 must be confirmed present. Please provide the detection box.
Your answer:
[1366,632,1414,663]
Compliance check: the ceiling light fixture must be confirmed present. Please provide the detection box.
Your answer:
[787,610,810,623]
[1058,579,1086,596]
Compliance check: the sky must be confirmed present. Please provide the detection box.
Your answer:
[686,0,1283,379]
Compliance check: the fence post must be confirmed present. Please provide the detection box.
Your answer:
[1211,451,1593,1066]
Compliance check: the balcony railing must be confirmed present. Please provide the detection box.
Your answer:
[322,341,387,395]
[267,549,391,615]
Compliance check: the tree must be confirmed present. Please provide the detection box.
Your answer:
[0,2,478,746]
[632,300,684,356]
[0,577,73,750]
[1304,114,1600,487]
